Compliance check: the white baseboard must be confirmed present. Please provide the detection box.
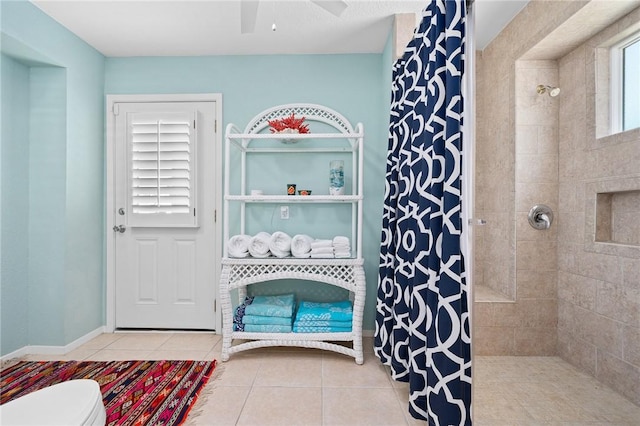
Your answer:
[1,346,28,362]
[0,326,106,362]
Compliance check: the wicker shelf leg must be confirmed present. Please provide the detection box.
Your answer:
[352,265,366,364]
[219,265,233,362]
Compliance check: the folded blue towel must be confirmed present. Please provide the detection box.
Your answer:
[244,294,295,318]
[243,315,292,326]
[234,324,292,333]
[293,320,352,328]
[233,296,255,326]
[295,300,352,322]
[293,325,352,333]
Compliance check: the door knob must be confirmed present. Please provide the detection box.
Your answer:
[113,225,126,233]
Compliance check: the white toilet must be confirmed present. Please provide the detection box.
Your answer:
[0,379,106,426]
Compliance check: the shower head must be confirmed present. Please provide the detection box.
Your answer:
[537,84,560,97]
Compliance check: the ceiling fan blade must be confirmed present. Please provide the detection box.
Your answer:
[310,0,348,17]
[240,0,260,34]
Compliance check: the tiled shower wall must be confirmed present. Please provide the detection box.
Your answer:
[473,0,584,356]
[474,0,640,406]
[556,7,640,406]
[474,59,560,356]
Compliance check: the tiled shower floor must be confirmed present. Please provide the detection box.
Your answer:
[14,332,640,425]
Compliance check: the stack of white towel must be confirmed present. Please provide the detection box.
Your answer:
[228,233,351,259]
[310,239,333,258]
[333,236,351,258]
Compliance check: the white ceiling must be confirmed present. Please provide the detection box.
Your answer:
[31,0,529,57]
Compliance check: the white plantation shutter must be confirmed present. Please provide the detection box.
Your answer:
[127,111,197,227]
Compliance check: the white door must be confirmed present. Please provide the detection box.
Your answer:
[112,100,217,329]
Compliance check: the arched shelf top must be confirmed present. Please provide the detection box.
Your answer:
[243,103,356,135]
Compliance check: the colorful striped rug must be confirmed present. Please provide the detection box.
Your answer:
[0,359,216,425]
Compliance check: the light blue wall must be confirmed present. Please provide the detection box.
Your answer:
[28,66,67,344]
[106,54,389,329]
[0,1,105,354]
[1,0,393,352]
[1,54,31,352]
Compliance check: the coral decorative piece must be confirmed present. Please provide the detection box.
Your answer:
[268,113,310,134]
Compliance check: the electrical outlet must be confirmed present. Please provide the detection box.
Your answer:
[280,206,289,220]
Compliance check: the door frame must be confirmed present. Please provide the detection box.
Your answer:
[105,93,223,333]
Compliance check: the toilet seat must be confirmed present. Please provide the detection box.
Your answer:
[0,379,106,426]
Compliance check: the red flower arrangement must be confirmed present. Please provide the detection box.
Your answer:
[268,113,310,134]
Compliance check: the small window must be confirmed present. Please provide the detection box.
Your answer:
[611,32,640,133]
[127,111,197,227]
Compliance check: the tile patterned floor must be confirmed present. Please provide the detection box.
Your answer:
[15,332,640,425]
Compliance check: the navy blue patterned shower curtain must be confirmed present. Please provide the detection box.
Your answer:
[374,0,471,424]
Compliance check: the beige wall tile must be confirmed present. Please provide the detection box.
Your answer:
[516,154,559,184]
[557,333,597,377]
[516,240,558,271]
[611,190,640,245]
[622,257,640,290]
[557,271,598,310]
[491,303,520,327]
[515,182,558,214]
[557,211,585,245]
[537,125,559,154]
[577,310,624,357]
[483,246,514,299]
[474,326,514,356]
[516,125,539,154]
[596,281,640,326]
[520,298,558,328]
[516,215,558,242]
[595,141,640,178]
[514,327,557,356]
[575,250,623,284]
[557,242,581,275]
[557,299,579,336]
[623,325,640,367]
[596,351,640,406]
[473,302,493,326]
[558,181,585,213]
[516,269,557,300]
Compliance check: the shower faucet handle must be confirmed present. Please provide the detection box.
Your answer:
[528,204,553,230]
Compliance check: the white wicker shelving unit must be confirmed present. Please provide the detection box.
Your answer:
[220,104,365,364]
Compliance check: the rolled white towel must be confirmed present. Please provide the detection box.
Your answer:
[249,232,271,258]
[311,239,333,249]
[228,234,251,258]
[269,231,292,258]
[291,234,313,258]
